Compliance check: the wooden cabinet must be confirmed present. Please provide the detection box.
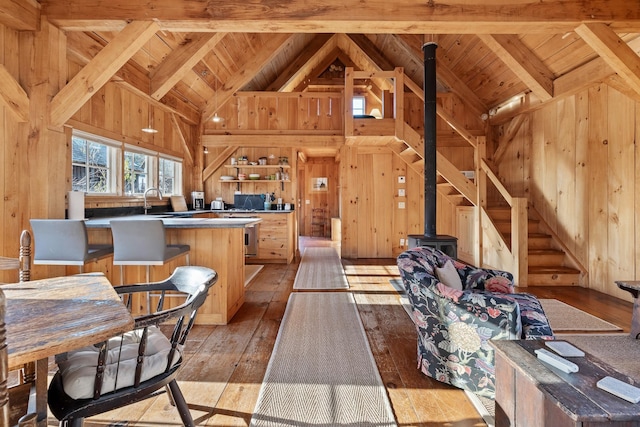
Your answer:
[227,212,295,263]
[256,212,295,263]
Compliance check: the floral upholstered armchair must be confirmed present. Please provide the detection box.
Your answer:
[397,246,554,399]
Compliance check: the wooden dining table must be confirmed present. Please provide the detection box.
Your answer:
[4,273,134,426]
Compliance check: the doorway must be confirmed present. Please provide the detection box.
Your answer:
[298,157,339,238]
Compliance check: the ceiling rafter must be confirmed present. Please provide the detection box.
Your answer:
[50,20,160,128]
[394,34,488,118]
[477,34,554,102]
[201,33,295,122]
[0,0,39,31]
[65,31,200,124]
[151,32,227,100]
[575,23,640,96]
[292,48,346,92]
[267,34,337,91]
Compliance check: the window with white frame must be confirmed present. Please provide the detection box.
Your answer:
[71,132,118,194]
[71,130,183,197]
[124,150,152,195]
[352,96,366,116]
[158,156,182,196]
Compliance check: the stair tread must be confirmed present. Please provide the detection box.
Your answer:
[529,266,580,273]
[529,249,564,254]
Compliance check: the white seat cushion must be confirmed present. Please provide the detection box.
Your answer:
[56,326,182,400]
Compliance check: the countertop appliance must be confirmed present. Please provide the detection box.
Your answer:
[211,200,224,210]
[191,191,205,210]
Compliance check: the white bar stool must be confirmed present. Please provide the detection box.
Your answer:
[30,219,113,273]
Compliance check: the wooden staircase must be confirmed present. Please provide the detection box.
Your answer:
[488,207,581,286]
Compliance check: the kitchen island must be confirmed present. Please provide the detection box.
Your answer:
[85,215,261,325]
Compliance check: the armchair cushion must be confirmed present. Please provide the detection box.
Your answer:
[435,260,463,290]
[56,326,182,399]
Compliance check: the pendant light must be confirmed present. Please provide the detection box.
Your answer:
[212,78,224,123]
[142,38,158,134]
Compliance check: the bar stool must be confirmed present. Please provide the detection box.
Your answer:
[30,219,113,273]
[110,219,190,286]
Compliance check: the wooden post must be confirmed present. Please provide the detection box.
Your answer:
[394,67,404,141]
[511,197,529,287]
[475,137,487,267]
[344,67,354,137]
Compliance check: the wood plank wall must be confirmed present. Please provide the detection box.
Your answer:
[0,20,68,282]
[498,83,638,300]
[0,20,197,282]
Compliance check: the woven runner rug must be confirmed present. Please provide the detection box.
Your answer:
[539,299,622,332]
[293,247,349,290]
[249,292,397,427]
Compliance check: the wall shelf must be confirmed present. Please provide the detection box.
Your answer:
[221,164,291,190]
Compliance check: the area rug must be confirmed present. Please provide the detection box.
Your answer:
[249,292,397,427]
[293,247,349,290]
[539,299,622,332]
[389,281,621,333]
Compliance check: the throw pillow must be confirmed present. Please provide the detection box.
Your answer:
[435,260,463,291]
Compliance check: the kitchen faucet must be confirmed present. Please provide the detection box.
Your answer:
[144,187,163,215]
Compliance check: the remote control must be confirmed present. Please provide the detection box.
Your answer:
[597,376,640,403]
[545,341,585,357]
[534,348,579,373]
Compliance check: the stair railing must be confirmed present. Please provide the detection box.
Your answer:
[479,159,528,286]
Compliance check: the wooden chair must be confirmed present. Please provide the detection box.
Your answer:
[311,208,327,237]
[47,266,218,427]
[0,230,31,283]
[0,230,37,427]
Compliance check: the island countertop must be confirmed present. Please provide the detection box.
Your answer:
[85,215,262,229]
[85,215,256,325]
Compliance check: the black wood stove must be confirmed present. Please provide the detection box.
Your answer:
[407,42,458,259]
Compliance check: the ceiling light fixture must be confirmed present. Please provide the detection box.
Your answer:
[204,146,209,154]
[142,38,158,134]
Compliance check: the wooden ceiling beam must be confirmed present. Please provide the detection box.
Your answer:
[575,23,640,96]
[292,48,344,92]
[202,134,344,148]
[0,64,29,122]
[201,33,295,122]
[50,21,160,128]
[43,0,640,33]
[0,0,39,31]
[66,31,200,125]
[267,34,337,92]
[151,32,226,100]
[338,34,395,91]
[477,34,554,102]
[394,34,488,118]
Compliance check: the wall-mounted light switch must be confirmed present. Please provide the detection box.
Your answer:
[398,176,405,183]
[398,189,405,197]
[398,201,405,209]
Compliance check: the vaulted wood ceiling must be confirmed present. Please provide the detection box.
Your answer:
[7,1,640,131]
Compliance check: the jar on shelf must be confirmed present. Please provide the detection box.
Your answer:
[278,156,289,165]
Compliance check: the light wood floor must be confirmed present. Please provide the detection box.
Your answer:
[53,237,633,427]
